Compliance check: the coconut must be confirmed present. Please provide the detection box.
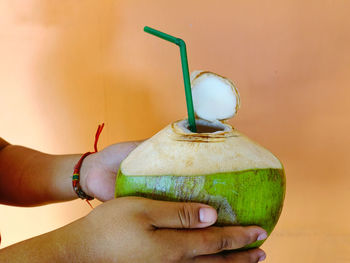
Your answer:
[115,71,285,249]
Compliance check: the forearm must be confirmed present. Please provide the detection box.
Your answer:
[0,139,81,206]
[0,217,90,263]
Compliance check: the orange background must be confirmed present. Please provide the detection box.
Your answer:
[1,1,350,262]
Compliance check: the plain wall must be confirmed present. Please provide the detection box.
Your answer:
[1,1,350,262]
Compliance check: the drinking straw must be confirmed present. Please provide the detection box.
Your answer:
[144,26,197,132]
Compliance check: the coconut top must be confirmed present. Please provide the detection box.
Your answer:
[191,71,240,122]
[121,119,282,176]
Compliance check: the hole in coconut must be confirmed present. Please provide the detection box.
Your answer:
[186,123,224,133]
[178,119,230,134]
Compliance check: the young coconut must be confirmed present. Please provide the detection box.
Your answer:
[115,71,285,249]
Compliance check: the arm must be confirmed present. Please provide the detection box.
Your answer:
[0,137,81,206]
[0,137,138,206]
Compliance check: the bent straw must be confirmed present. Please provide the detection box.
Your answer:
[144,26,197,132]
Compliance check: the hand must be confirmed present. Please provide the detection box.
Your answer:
[68,197,267,263]
[80,141,141,201]
[0,197,267,262]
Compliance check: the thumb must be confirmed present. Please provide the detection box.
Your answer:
[97,140,143,172]
[144,199,217,229]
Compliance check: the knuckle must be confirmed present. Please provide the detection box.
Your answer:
[242,233,254,246]
[247,250,262,263]
[211,226,257,252]
[235,227,255,246]
[224,249,263,263]
[247,248,266,263]
[217,236,233,251]
[177,204,197,228]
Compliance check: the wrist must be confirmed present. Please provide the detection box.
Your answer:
[79,153,95,198]
[46,154,83,203]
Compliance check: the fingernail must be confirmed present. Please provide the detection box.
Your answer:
[199,208,216,223]
[258,253,266,261]
[257,232,268,241]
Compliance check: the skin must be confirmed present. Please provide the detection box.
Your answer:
[0,137,267,262]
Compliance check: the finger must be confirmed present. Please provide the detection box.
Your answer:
[194,248,266,263]
[144,200,217,228]
[159,226,267,258]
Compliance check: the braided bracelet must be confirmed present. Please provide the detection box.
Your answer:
[72,123,104,204]
[72,152,94,200]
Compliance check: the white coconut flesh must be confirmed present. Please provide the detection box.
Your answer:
[191,71,240,122]
[121,119,282,176]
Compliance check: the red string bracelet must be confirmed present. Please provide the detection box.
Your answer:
[72,123,104,208]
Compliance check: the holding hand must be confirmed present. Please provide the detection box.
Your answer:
[80,141,141,201]
[71,197,267,263]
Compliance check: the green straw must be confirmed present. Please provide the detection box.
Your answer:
[144,26,197,133]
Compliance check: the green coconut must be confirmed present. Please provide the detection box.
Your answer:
[115,71,286,249]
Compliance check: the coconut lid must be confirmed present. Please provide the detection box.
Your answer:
[191,71,240,122]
